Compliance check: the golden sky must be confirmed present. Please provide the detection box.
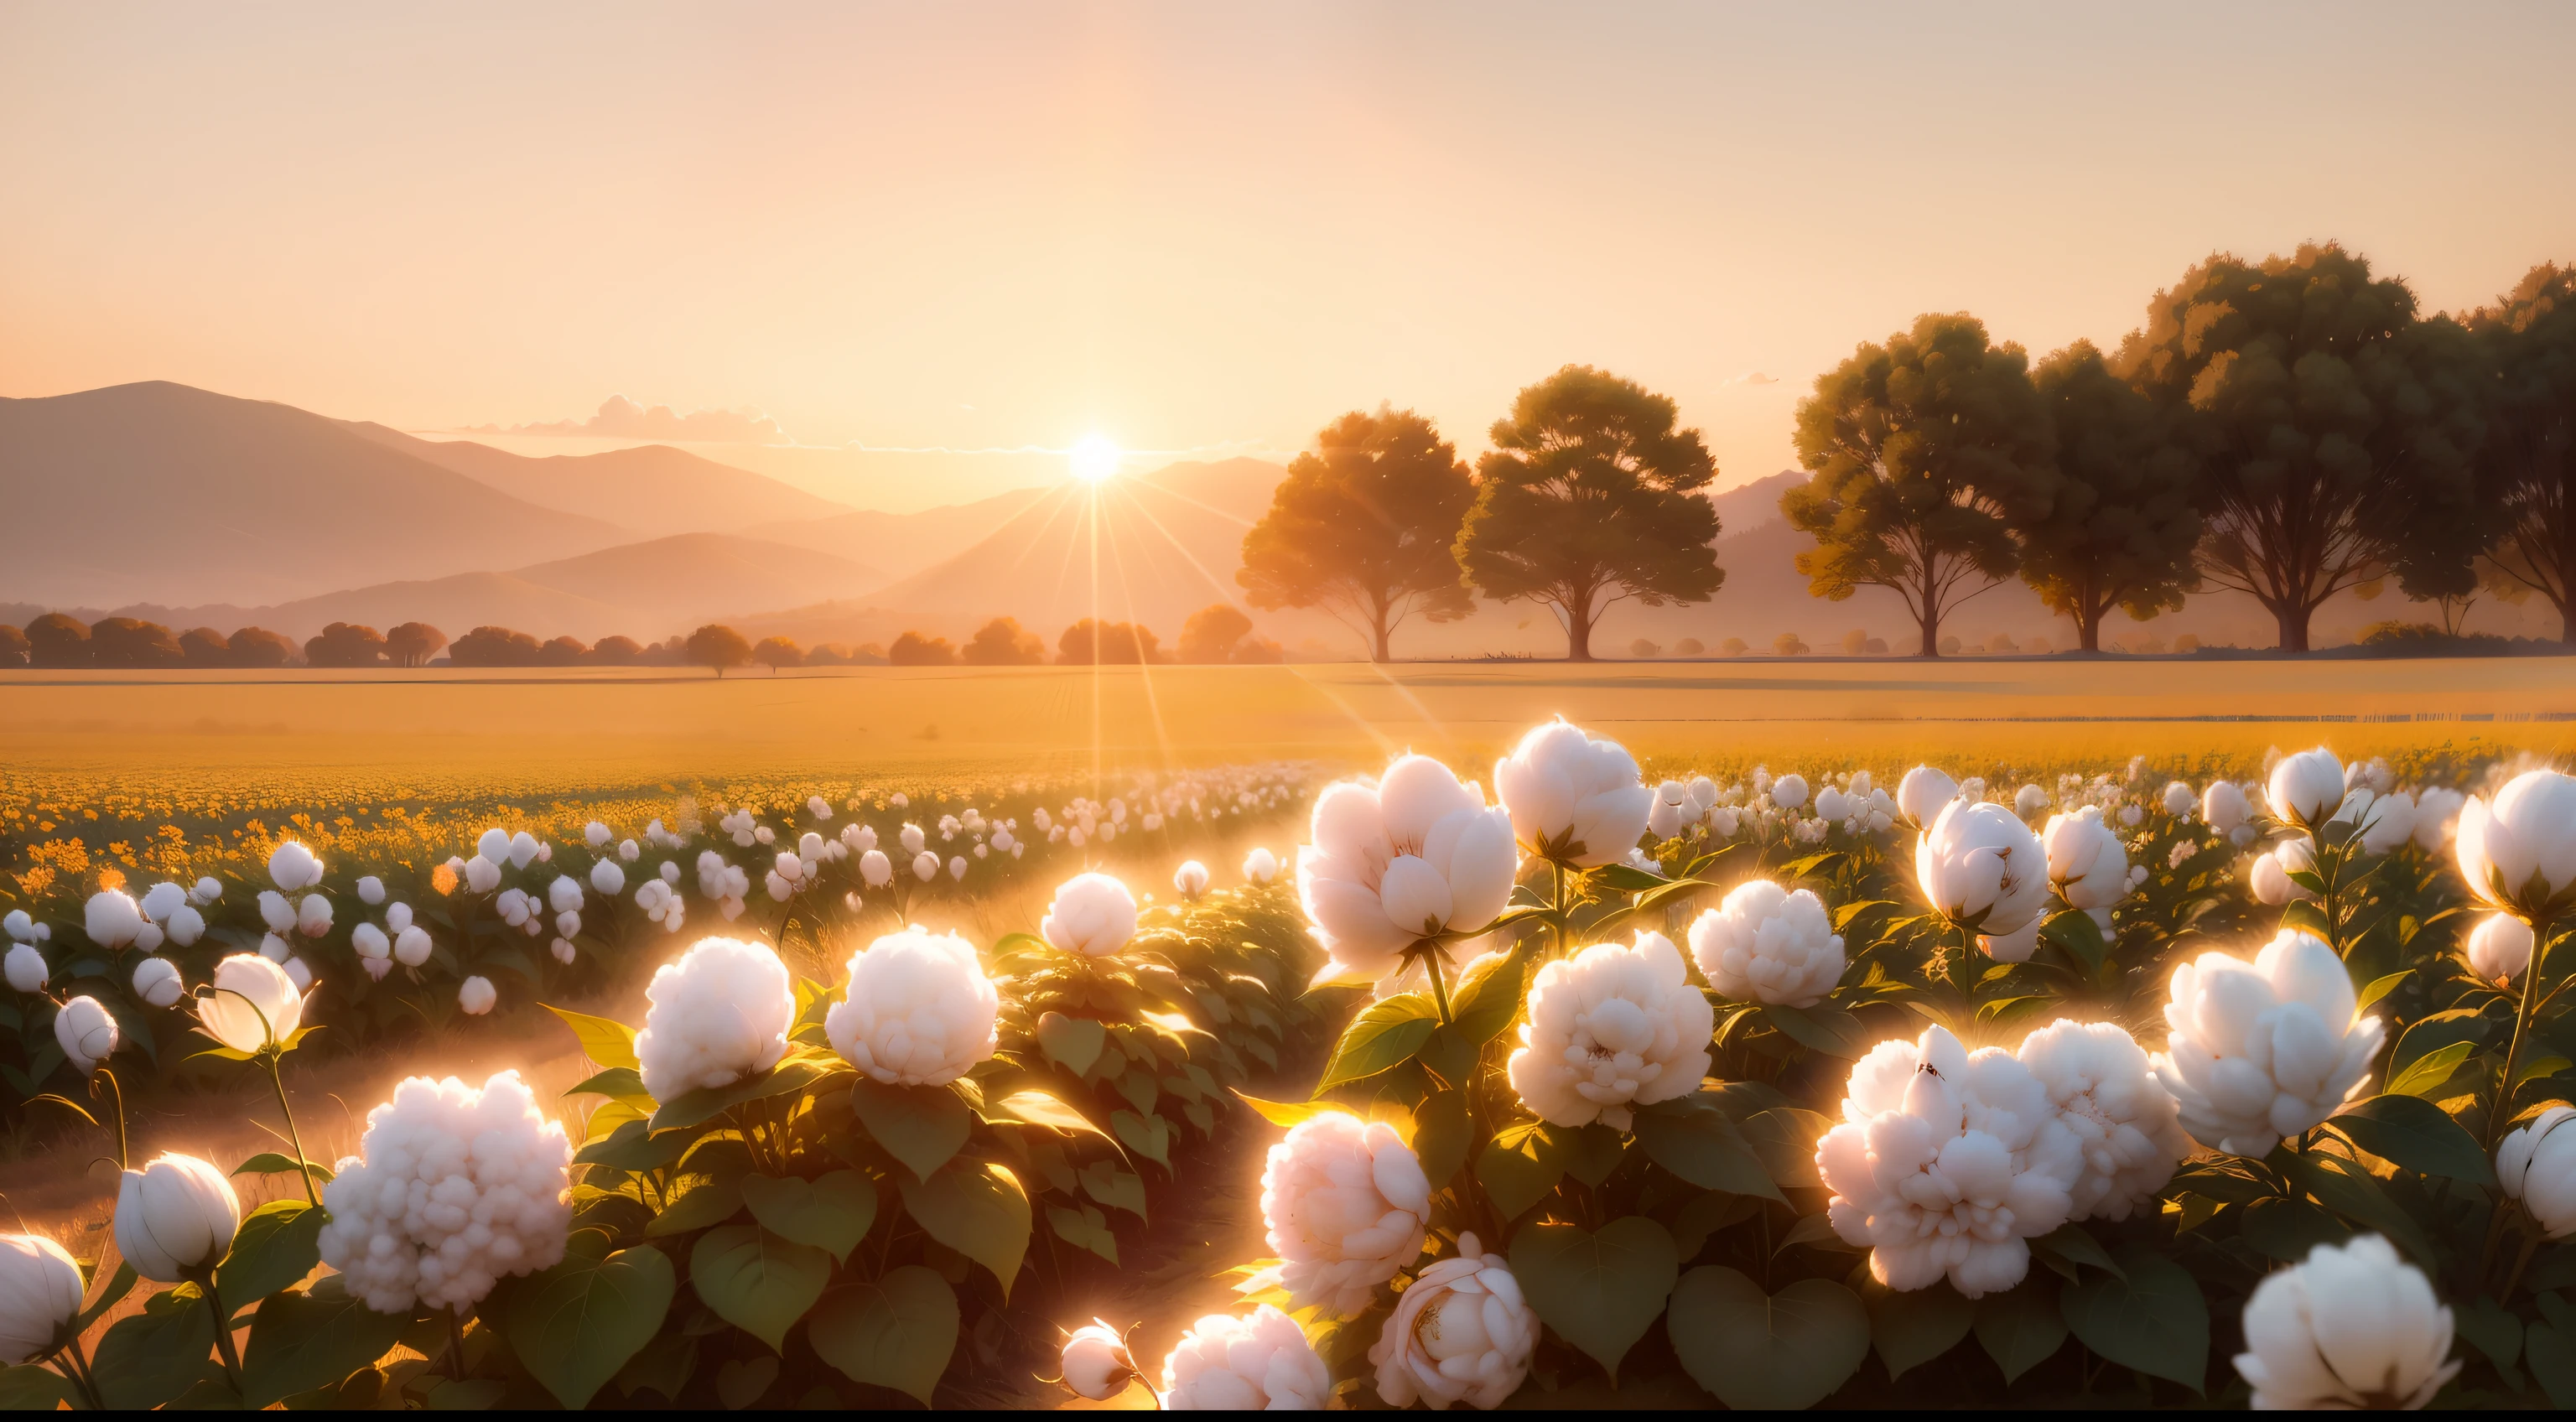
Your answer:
[5,2,2573,511]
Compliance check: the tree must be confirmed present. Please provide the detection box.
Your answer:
[385,622,449,667]
[2470,262,2576,642]
[228,627,296,667]
[1239,407,1476,662]
[539,636,589,667]
[750,636,802,671]
[304,622,388,668]
[1457,366,1724,660]
[453,625,543,667]
[24,614,91,668]
[960,617,1046,666]
[1774,632,1809,656]
[1176,605,1257,663]
[0,625,26,668]
[889,631,958,666]
[177,627,230,667]
[2112,242,2487,652]
[2018,340,2202,651]
[1784,314,2057,657]
[589,636,643,666]
[1057,620,1159,664]
[91,618,183,667]
[685,624,752,677]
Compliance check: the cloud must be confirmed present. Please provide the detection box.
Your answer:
[469,395,791,444]
[1722,371,1780,387]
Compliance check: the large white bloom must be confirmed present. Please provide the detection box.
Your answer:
[83,890,143,949]
[2042,806,2130,929]
[2268,748,2347,829]
[2456,768,2576,917]
[1817,1025,2080,1298]
[267,839,324,892]
[132,955,184,1008]
[316,1071,574,1312]
[2234,1234,2459,1409]
[633,937,793,1099]
[1508,931,1712,1131]
[1916,798,2051,954]
[1647,779,1689,838]
[296,893,332,937]
[1173,859,1211,900]
[1161,1305,1331,1410]
[1296,755,1516,983]
[1770,772,1810,813]
[113,1153,242,1282]
[199,952,304,1053]
[1897,765,1959,828]
[2249,838,2317,906]
[0,1233,81,1366]
[1242,846,1279,885]
[53,996,117,1073]
[2466,912,2534,983]
[2,944,43,994]
[2358,789,2419,856]
[825,927,999,1086]
[1493,719,1652,867]
[458,976,496,1015]
[1686,880,1843,1008]
[2203,780,2252,835]
[2014,1019,2186,1222]
[2151,930,2384,1156]
[1259,1112,1430,1319]
[1041,873,1139,958]
[2412,786,2466,853]
[1059,1319,1138,1401]
[2499,1106,2576,1240]
[1368,1232,1538,1411]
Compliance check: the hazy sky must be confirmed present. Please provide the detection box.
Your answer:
[6,2,2573,510]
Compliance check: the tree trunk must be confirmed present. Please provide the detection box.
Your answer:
[1370,607,1391,664]
[1918,608,1940,657]
[1566,599,1596,662]
[2077,608,2101,653]
[2275,603,2310,654]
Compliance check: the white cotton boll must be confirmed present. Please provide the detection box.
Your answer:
[1494,719,1653,868]
[764,870,792,901]
[477,828,511,863]
[279,957,311,991]
[547,875,583,914]
[891,791,910,807]
[634,937,794,1098]
[1260,1111,1431,1318]
[2500,1107,2576,1240]
[316,1070,572,1313]
[2,911,30,943]
[1060,1319,1139,1401]
[140,881,187,923]
[258,890,296,934]
[355,874,386,906]
[2360,790,2418,856]
[506,832,538,869]
[900,823,927,855]
[1685,774,1719,817]
[258,932,292,963]
[2012,784,2048,820]
[2043,807,2130,928]
[1509,931,1712,1131]
[860,849,893,887]
[1815,1025,2082,1298]
[584,821,610,849]
[1298,756,1518,984]
[394,925,432,966]
[660,859,682,885]
[806,795,832,821]
[2412,787,2465,853]
[1897,765,1961,828]
[458,975,495,1014]
[756,826,776,846]
[113,1153,241,1283]
[912,851,938,882]
[1709,807,1742,838]
[54,995,117,1072]
[2250,839,2316,906]
[0,1232,83,1368]
[190,876,222,906]
[2152,930,2386,1156]
[589,859,625,896]
[1689,880,1844,1008]
[2015,1019,2188,1222]
[496,888,532,927]
[1161,1305,1333,1410]
[555,910,579,938]
[2161,781,2197,818]
[2457,769,2576,916]
[361,957,392,981]
[552,937,576,964]
[1648,780,1689,838]
[2234,1234,2459,1409]
[1173,860,1210,899]
[1368,1233,1538,1410]
[1141,812,1163,832]
[266,840,323,892]
[1771,773,1810,813]
[825,927,1000,1086]
[1242,846,1279,885]
[297,893,332,937]
[2267,748,2348,830]
[620,838,640,862]
[199,953,303,1052]
[158,902,203,948]
[132,955,184,1008]
[352,922,390,961]
[465,855,501,894]
[2465,912,2533,983]
[82,890,143,949]
[948,855,967,881]
[1917,799,2051,939]
[1814,785,1846,822]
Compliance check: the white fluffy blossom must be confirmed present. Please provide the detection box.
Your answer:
[1897,765,1960,828]
[458,976,496,1015]
[2500,1106,2576,1240]
[132,955,184,1007]
[113,1152,241,1282]
[140,880,188,923]
[1647,779,1688,838]
[2203,780,2252,835]
[395,924,434,965]
[2014,1019,2186,1222]
[296,893,332,937]
[2012,783,2049,819]
[2358,789,2418,856]
[1259,1111,1431,1318]
[82,890,143,949]
[0,1233,81,1366]
[1815,1025,2080,1298]
[54,995,117,1072]
[1916,798,2051,958]
[635,879,683,932]
[1771,772,1810,812]
[1687,880,1843,1007]
[1508,931,1712,1131]
[356,874,386,906]
[1060,1319,1139,1400]
[584,820,612,848]
[2457,768,2576,917]
[464,854,501,894]
[547,875,584,915]
[1298,755,1516,984]
[912,850,939,882]
[1161,1305,1332,1410]
[1043,873,1139,957]
[2161,781,2196,817]
[316,1070,574,1312]
[1493,719,1652,867]
[825,927,999,1086]
[2152,930,2385,1156]
[2042,806,2129,929]
[633,937,793,1099]
[2,944,42,994]
[200,952,303,1052]
[1242,846,1279,885]
[2466,912,2533,983]
[2412,786,2466,852]
[2249,838,2316,906]
[2267,748,2346,829]
[2234,1234,2459,1409]
[1172,859,1210,899]
[267,839,324,891]
[1369,1232,1537,1411]
[589,859,626,896]
[507,832,539,869]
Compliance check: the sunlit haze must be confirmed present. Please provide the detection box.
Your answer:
[1068,435,1123,485]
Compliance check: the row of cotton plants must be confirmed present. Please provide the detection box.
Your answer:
[0,765,1313,1107]
[1043,722,2576,1409]
[0,864,1334,1409]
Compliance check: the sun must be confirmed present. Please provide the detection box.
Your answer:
[1068,433,1121,484]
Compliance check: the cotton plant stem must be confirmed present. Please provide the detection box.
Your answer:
[1422,947,1455,1026]
[262,1053,319,1207]
[444,1307,470,1379]
[51,1336,105,1410]
[2485,911,2554,1151]
[198,1275,245,1389]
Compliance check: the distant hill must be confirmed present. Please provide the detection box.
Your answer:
[0,381,628,607]
[741,485,1052,584]
[339,423,859,537]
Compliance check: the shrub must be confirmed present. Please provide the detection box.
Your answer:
[1719,636,1748,656]
[452,625,543,667]
[24,613,90,667]
[90,617,184,668]
[1774,631,1808,656]
[1629,638,1660,657]
[961,618,1046,666]
[1059,619,1160,665]
[888,631,957,666]
[1675,637,1704,656]
[228,626,297,667]
[538,636,588,667]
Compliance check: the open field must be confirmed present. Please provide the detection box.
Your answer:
[3,657,2571,792]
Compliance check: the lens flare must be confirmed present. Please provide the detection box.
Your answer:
[1069,434,1121,484]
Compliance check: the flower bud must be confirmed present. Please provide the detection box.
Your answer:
[83,890,144,949]
[1368,1233,1537,1410]
[1059,1320,1136,1400]
[2500,1106,2576,1239]
[2233,1234,2459,1409]
[1172,859,1210,900]
[54,995,117,1073]
[4,944,48,994]
[1896,765,1958,828]
[459,976,496,1015]
[356,875,386,906]
[2267,748,2346,829]
[200,952,304,1052]
[296,893,333,937]
[114,1153,242,1282]
[1043,873,1139,958]
[2466,912,2533,983]
[267,840,324,892]
[2456,769,2576,918]
[132,955,184,1008]
[0,1233,81,1366]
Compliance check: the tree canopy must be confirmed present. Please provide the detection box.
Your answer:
[1057,619,1159,665]
[890,631,957,666]
[1457,366,1722,661]
[2018,340,2201,651]
[961,617,1046,666]
[1239,406,1475,662]
[304,622,388,668]
[385,621,449,667]
[91,617,184,668]
[2470,262,2576,642]
[2112,241,2487,652]
[1784,313,2056,657]
[686,624,753,676]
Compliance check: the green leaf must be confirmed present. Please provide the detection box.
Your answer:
[1477,1121,1574,1220]
[240,1275,408,1408]
[231,1152,335,1185]
[0,1365,75,1412]
[1078,1160,1148,1221]
[1593,862,1669,891]
[717,1354,780,1409]
[94,1284,218,1410]
[544,1003,640,1072]
[2530,1305,2576,1408]
[1411,1090,1472,1188]
[2039,908,2106,973]
[2330,1093,2495,1185]
[848,1077,972,1181]
[501,1238,676,1410]
[574,1116,691,1172]
[1110,1108,1173,1167]
[984,1087,1115,1144]
[2355,969,2411,1014]
[1508,1217,1680,1381]
[2386,1041,2476,1098]
[2029,1224,2122,1282]
[1740,1107,1830,1191]
[1866,1281,1972,1381]
[808,1266,958,1407]
[1312,992,1438,1093]
[1036,1013,1106,1075]
[896,1161,1031,1300]
[1665,1265,1868,1409]
[216,1199,325,1315]
[2289,1150,2439,1269]
[1449,944,1529,1044]
[647,1056,833,1134]
[2455,1294,2522,1373]
[1972,1274,2066,1384]
[740,1170,877,1264]
[2238,1196,2350,1263]
[2059,1249,2208,1393]
[565,1066,652,1104]
[1633,1099,1784,1203]
[1046,1202,1119,1264]
[1761,1001,1872,1059]
[690,1225,834,1352]
[1562,1123,1627,1188]
[70,1261,136,1332]
[1230,1091,1341,1129]
[642,1164,746,1238]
